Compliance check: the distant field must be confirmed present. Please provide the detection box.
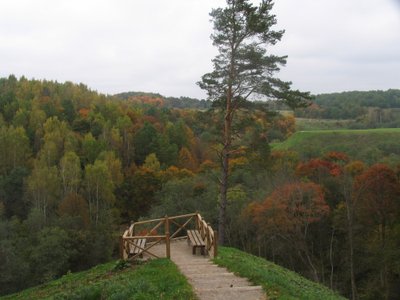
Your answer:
[295,118,353,131]
[272,128,400,164]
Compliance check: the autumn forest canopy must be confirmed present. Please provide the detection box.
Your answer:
[0,75,399,299]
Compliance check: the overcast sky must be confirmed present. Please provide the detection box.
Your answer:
[1,0,399,98]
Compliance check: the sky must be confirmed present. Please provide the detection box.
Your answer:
[1,0,399,99]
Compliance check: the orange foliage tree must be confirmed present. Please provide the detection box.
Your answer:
[249,182,329,281]
[251,182,329,234]
[296,158,342,180]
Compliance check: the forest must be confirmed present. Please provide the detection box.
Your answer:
[0,75,399,299]
[295,89,400,128]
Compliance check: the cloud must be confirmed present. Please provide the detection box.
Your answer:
[272,0,400,94]
[0,0,399,98]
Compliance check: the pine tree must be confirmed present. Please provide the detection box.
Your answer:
[198,0,311,244]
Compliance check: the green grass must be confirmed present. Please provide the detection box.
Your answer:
[214,247,346,300]
[272,128,400,164]
[2,247,350,300]
[295,118,352,131]
[1,259,196,300]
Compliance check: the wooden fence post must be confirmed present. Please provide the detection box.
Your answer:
[119,235,124,259]
[130,220,135,236]
[165,215,170,259]
[213,231,218,258]
[206,223,210,252]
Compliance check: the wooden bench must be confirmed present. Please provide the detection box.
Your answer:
[129,238,147,258]
[187,230,206,255]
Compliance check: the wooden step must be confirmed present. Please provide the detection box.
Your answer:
[178,265,229,275]
[189,276,250,289]
[196,286,265,300]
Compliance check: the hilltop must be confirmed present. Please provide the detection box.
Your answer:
[1,247,346,300]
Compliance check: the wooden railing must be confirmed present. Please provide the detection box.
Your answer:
[120,213,218,260]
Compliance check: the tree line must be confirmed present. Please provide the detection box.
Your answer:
[0,75,293,295]
[295,89,400,128]
[115,91,212,110]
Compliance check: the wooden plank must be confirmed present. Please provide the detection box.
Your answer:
[193,231,201,245]
[168,212,197,220]
[147,220,164,236]
[128,225,134,236]
[124,235,165,239]
[187,230,197,246]
[193,232,200,245]
[119,236,126,259]
[129,238,147,255]
[187,230,206,246]
[187,230,195,244]
[128,237,163,260]
[170,216,193,239]
[132,217,166,226]
[196,230,205,245]
[129,213,196,229]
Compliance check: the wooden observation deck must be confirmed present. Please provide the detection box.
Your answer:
[120,213,218,260]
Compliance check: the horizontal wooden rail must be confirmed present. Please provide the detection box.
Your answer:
[123,235,166,239]
[128,213,197,227]
[120,213,217,260]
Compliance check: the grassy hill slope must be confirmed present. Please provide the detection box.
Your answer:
[215,247,346,300]
[2,247,347,300]
[272,128,400,163]
[1,259,196,300]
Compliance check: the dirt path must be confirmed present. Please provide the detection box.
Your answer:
[148,239,266,300]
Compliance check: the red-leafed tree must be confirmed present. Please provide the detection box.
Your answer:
[296,158,342,181]
[250,182,329,281]
[297,153,361,296]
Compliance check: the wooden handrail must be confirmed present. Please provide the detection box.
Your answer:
[120,212,217,260]
[123,235,166,239]
[128,213,198,227]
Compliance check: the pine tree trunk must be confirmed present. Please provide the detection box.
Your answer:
[218,75,233,245]
[218,98,232,245]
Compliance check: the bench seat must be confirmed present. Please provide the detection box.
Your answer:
[187,229,206,255]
